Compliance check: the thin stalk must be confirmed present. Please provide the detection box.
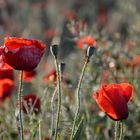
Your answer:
[18,70,24,140]
[114,121,119,140]
[50,87,58,139]
[119,121,124,140]
[84,98,91,140]
[39,119,41,140]
[70,57,89,140]
[54,58,62,140]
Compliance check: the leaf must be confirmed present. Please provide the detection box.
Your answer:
[73,115,85,140]
[57,133,61,140]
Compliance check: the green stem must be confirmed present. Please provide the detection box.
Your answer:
[50,87,58,139]
[114,121,119,140]
[119,121,124,140]
[18,70,24,140]
[54,58,62,140]
[70,57,89,140]
[39,119,41,140]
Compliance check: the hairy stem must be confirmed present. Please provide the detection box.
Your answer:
[39,119,41,140]
[114,121,119,140]
[54,58,62,140]
[17,70,24,140]
[119,121,124,140]
[70,57,89,140]
[50,87,58,139]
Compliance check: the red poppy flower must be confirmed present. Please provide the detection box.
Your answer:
[23,94,41,114]
[0,79,14,101]
[0,62,14,80]
[0,37,46,71]
[124,59,135,68]
[63,10,76,20]
[93,83,133,121]
[98,5,107,27]
[77,35,96,49]
[44,28,56,40]
[124,55,140,69]
[43,69,57,84]
[18,70,36,82]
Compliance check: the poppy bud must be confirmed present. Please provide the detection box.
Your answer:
[50,44,58,58]
[59,62,65,73]
[86,46,96,57]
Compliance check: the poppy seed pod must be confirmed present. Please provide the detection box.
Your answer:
[93,83,133,121]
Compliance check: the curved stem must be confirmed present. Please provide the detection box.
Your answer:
[54,58,62,140]
[50,87,58,139]
[119,121,124,140]
[18,70,24,140]
[70,57,89,140]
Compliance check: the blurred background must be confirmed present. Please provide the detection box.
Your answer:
[0,0,140,140]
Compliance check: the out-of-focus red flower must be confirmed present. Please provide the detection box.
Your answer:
[134,55,140,65]
[124,55,140,68]
[63,10,76,20]
[44,29,56,40]
[124,59,135,68]
[0,62,14,80]
[18,70,36,82]
[77,35,96,49]
[93,83,133,121]
[43,69,57,84]
[98,5,107,27]
[0,79,14,102]
[0,37,46,71]
[23,94,41,114]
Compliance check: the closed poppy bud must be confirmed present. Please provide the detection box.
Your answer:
[23,94,41,114]
[0,79,14,102]
[0,37,46,71]
[93,83,133,121]
[86,46,96,57]
[59,62,65,73]
[50,44,58,58]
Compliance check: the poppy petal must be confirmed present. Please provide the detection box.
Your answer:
[102,84,128,120]
[119,83,133,102]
